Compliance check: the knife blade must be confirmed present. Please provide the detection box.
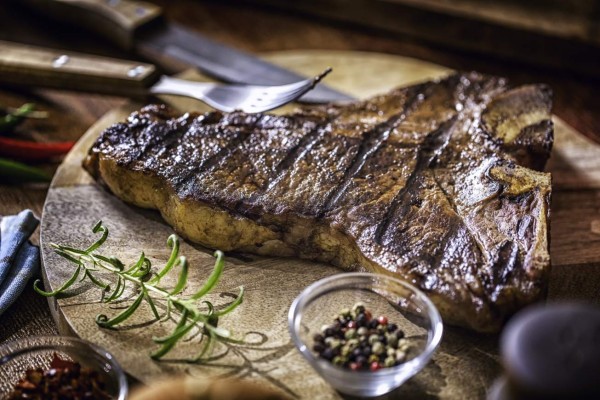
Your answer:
[19,0,355,103]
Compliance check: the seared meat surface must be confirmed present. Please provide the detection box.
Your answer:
[84,72,553,332]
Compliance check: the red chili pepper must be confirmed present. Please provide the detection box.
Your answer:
[0,136,74,161]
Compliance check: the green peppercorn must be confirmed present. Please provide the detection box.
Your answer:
[372,342,384,355]
[357,327,369,336]
[368,334,379,345]
[395,350,407,362]
[346,338,359,350]
[387,348,396,357]
[345,328,357,340]
[387,333,399,348]
[368,354,379,363]
[341,345,351,357]
[384,356,396,368]
[333,356,344,366]
[398,338,409,351]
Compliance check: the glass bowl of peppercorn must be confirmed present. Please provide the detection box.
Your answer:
[288,272,443,397]
[0,335,128,400]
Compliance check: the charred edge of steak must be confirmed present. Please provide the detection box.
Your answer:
[83,72,553,332]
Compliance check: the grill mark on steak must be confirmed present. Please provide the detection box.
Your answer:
[321,86,427,216]
[176,113,264,192]
[238,128,324,216]
[375,117,458,245]
[83,72,553,332]
[267,123,326,192]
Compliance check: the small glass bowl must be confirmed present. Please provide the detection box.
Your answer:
[0,336,128,399]
[288,272,443,397]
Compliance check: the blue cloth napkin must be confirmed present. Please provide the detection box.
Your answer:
[0,210,40,316]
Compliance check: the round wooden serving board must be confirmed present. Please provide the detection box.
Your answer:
[40,50,600,400]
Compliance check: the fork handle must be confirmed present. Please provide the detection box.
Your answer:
[0,40,158,97]
[20,0,162,49]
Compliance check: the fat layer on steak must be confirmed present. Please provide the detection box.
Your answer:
[84,72,553,332]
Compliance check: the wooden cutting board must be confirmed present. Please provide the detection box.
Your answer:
[40,50,600,400]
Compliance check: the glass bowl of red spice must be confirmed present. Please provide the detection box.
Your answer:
[0,336,128,400]
[288,272,443,397]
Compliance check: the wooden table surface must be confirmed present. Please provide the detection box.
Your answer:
[1,0,599,388]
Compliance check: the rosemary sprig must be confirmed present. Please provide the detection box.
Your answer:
[34,221,244,361]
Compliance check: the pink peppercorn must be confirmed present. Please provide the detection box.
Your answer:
[370,361,381,371]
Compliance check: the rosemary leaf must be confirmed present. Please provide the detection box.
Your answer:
[54,245,90,255]
[33,265,82,297]
[153,309,191,344]
[85,270,109,290]
[131,261,151,278]
[191,250,224,300]
[124,252,148,274]
[54,249,84,266]
[94,254,125,271]
[161,299,173,322]
[170,256,188,295]
[104,276,123,303]
[96,290,145,328]
[215,286,245,317]
[85,221,109,253]
[144,289,160,320]
[151,318,198,359]
[190,332,215,362]
[149,234,180,284]
[113,276,127,299]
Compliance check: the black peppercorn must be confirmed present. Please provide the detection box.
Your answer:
[322,348,335,360]
[356,313,367,326]
[313,343,325,353]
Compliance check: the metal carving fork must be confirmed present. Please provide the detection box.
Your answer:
[0,41,333,113]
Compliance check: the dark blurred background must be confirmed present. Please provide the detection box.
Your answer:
[1,0,599,140]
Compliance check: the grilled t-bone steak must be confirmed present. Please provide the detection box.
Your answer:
[83,72,553,332]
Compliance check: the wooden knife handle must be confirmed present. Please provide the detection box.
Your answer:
[20,0,162,49]
[0,41,158,97]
